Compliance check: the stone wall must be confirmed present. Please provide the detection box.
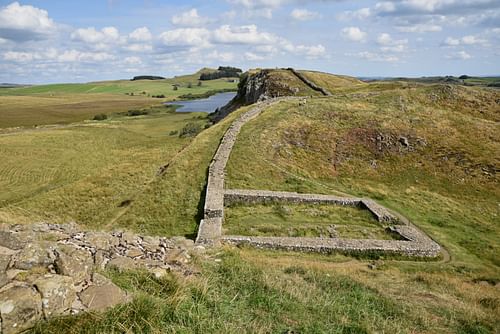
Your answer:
[196,90,441,258]
[197,98,296,243]
[0,222,199,334]
[287,68,333,96]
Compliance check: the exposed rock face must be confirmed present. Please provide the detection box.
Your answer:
[0,222,197,334]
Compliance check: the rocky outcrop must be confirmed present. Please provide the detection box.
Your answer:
[0,222,199,334]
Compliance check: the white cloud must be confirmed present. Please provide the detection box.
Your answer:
[290,8,320,21]
[351,51,400,62]
[171,9,210,27]
[123,56,142,65]
[3,51,36,62]
[159,28,212,48]
[294,44,326,59]
[124,43,153,52]
[129,27,152,42]
[341,26,367,42]
[461,35,487,45]
[213,25,277,44]
[377,33,408,52]
[0,2,56,41]
[57,50,115,62]
[71,26,121,44]
[245,52,265,61]
[444,36,460,45]
[3,49,115,63]
[443,35,488,46]
[227,0,285,9]
[206,50,235,62]
[445,50,472,59]
[338,7,371,20]
[397,24,442,33]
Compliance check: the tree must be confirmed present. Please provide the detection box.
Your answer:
[197,81,202,86]
[173,85,178,91]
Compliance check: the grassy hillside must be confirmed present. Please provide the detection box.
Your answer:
[299,70,366,92]
[0,108,209,230]
[3,70,499,333]
[0,69,237,128]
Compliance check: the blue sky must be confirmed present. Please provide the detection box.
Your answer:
[0,0,499,83]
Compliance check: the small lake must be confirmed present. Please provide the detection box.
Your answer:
[165,92,236,113]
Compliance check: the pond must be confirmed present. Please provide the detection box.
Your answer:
[165,92,236,113]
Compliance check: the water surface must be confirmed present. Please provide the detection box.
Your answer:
[165,92,236,113]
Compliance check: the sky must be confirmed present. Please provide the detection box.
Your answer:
[0,0,499,84]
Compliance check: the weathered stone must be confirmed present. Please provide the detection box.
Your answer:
[0,246,15,271]
[0,285,42,334]
[0,272,9,288]
[142,236,161,252]
[125,247,143,258]
[121,232,140,245]
[79,275,128,311]
[0,231,25,250]
[5,270,26,281]
[34,274,76,317]
[54,245,93,283]
[167,249,191,264]
[11,242,55,270]
[85,232,119,250]
[94,250,110,270]
[106,256,138,272]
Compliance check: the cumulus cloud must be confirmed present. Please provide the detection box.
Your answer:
[245,51,265,61]
[171,9,210,27]
[3,49,115,63]
[443,35,488,46]
[351,51,400,62]
[71,26,121,44]
[129,27,152,42]
[159,28,212,48]
[213,25,277,44]
[397,24,442,33]
[290,8,320,21]
[341,26,367,42]
[377,33,408,52]
[0,2,57,41]
[445,50,472,59]
[338,7,371,20]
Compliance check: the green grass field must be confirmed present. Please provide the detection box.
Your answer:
[2,69,499,333]
[224,203,394,239]
[0,107,210,231]
[0,70,237,128]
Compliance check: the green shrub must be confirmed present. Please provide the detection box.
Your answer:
[179,122,201,137]
[126,110,149,117]
[169,130,178,136]
[93,113,108,121]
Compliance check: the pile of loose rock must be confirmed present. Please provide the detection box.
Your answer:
[0,222,201,334]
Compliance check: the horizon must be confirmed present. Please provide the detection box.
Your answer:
[1,0,499,84]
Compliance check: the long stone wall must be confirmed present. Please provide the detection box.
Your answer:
[287,68,333,96]
[196,82,441,258]
[197,97,295,243]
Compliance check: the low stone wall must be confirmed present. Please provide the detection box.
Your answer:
[200,98,296,242]
[0,222,198,334]
[196,90,441,259]
[222,235,441,258]
[287,68,333,96]
[224,189,361,206]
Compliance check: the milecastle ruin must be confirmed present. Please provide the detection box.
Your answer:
[196,87,441,258]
